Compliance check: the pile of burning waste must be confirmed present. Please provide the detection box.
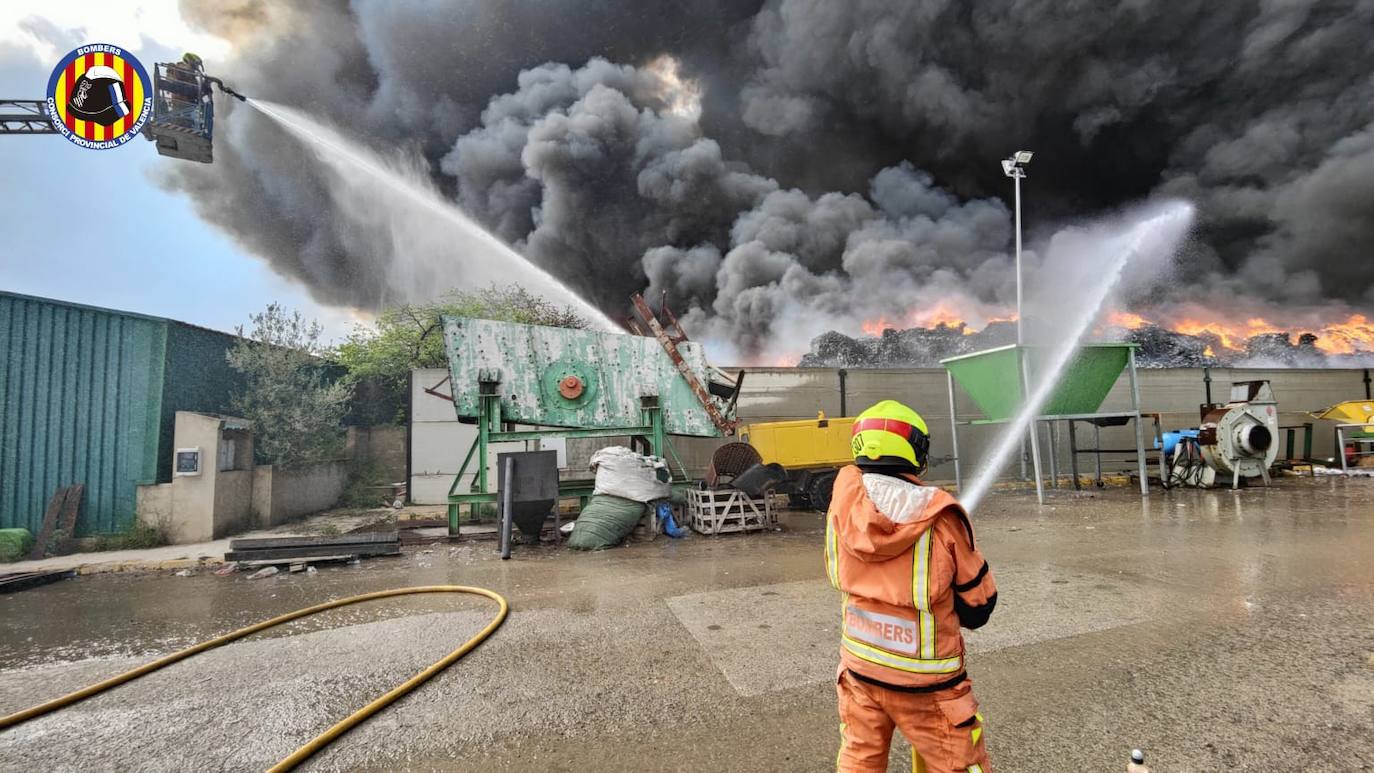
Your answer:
[798,316,1374,369]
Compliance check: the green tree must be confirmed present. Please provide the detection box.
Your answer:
[226,304,353,466]
[337,286,588,422]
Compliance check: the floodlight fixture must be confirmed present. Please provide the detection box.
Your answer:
[1001,150,1036,344]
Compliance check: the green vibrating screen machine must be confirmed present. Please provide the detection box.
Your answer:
[440,296,742,534]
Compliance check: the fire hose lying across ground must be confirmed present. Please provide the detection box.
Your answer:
[0,585,509,771]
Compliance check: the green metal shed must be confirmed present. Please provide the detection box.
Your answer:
[0,292,241,536]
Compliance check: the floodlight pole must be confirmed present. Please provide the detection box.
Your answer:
[1003,152,1031,344]
[1013,169,1023,345]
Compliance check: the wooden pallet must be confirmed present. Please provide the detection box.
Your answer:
[686,488,776,535]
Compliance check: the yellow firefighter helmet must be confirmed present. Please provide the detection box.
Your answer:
[850,399,931,471]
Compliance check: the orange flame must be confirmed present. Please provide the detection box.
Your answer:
[910,302,970,331]
[856,307,1374,357]
[1311,313,1374,354]
[1107,311,1149,329]
[769,353,801,367]
[1171,317,1284,351]
[861,317,896,336]
[861,303,979,336]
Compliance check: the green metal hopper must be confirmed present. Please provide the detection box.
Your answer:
[940,342,1152,502]
[940,343,1136,422]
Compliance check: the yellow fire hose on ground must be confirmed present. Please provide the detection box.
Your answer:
[0,585,509,772]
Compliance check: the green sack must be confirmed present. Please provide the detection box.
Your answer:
[0,528,35,563]
[566,495,645,551]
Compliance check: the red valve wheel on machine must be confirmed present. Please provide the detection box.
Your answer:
[558,375,584,399]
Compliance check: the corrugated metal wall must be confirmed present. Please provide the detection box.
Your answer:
[0,293,167,535]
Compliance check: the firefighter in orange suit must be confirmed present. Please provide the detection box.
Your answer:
[826,400,998,772]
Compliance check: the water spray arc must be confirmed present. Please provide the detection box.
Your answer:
[242,99,621,332]
[959,201,1195,513]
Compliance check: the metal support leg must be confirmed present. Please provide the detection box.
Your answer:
[1020,354,1045,504]
[477,394,495,496]
[1128,348,1149,495]
[946,369,962,492]
[499,456,515,559]
[1068,420,1081,490]
[1020,437,1027,480]
[1338,426,1349,473]
[642,397,666,459]
[1047,421,1059,489]
[448,436,482,536]
[1153,416,1168,486]
[1094,424,1103,486]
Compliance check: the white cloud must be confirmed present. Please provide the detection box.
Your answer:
[1,0,229,64]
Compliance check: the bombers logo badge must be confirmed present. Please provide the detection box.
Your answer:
[46,44,152,150]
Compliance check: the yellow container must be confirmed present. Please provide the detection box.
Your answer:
[738,413,855,470]
[1313,400,1374,434]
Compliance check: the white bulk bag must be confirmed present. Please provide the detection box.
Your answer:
[589,446,671,502]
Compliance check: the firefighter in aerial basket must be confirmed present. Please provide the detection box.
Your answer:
[826,400,998,772]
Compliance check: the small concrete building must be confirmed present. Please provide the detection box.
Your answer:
[134,411,349,543]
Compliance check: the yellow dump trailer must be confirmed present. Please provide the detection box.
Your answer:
[738,413,855,510]
[1313,400,1374,435]
[1313,399,1374,469]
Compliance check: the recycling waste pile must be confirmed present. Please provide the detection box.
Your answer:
[566,446,678,551]
[548,442,787,550]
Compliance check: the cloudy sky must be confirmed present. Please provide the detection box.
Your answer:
[0,1,362,338]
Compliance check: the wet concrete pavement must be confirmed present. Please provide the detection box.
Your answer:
[3,477,1373,771]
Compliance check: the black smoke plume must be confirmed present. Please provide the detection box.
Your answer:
[166,0,1374,359]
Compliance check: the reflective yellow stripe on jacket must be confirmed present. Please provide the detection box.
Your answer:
[840,635,963,674]
[825,512,840,589]
[912,529,934,659]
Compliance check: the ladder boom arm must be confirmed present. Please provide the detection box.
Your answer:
[0,100,57,134]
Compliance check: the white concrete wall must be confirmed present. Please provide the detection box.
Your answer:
[135,483,172,528]
[412,365,1371,493]
[252,461,349,527]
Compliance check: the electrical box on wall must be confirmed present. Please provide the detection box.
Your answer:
[175,447,202,476]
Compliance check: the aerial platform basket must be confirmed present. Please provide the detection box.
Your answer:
[142,61,215,163]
